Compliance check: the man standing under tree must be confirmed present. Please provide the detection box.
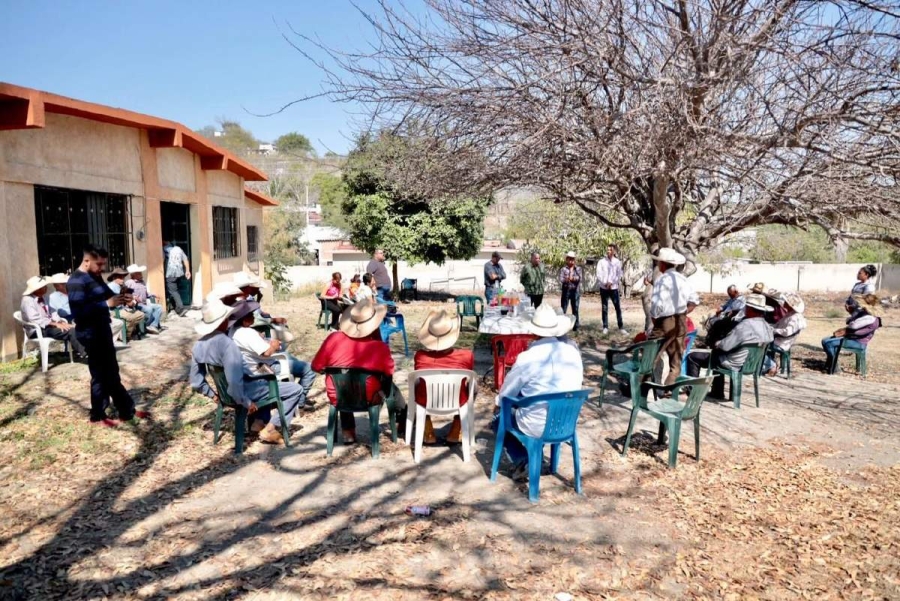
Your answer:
[648,248,694,386]
[597,243,627,336]
[164,239,190,317]
[519,252,545,308]
[68,245,147,427]
[483,251,506,304]
[558,251,582,331]
[366,249,392,301]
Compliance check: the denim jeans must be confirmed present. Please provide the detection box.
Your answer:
[561,289,580,329]
[138,303,163,328]
[485,286,498,304]
[376,286,391,302]
[599,288,623,329]
[490,411,528,466]
[822,336,865,372]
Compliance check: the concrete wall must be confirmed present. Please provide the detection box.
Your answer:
[156,147,196,192]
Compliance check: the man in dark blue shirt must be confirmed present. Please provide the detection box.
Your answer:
[68,245,144,426]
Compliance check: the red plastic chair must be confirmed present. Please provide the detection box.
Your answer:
[491,334,538,390]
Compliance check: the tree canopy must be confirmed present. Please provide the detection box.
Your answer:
[275,132,316,157]
[309,172,349,231]
[197,119,259,156]
[301,0,900,265]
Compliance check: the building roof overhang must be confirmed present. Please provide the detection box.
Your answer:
[244,188,279,207]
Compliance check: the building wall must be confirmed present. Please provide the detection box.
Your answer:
[156,147,196,192]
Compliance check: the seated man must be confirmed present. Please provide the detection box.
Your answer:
[106,268,146,338]
[821,294,882,374]
[20,276,86,358]
[355,273,376,303]
[229,300,316,409]
[414,309,475,444]
[311,300,406,443]
[687,293,774,398]
[189,300,305,444]
[233,272,293,343]
[47,273,73,322]
[492,304,583,482]
[704,284,745,347]
[125,264,163,334]
[763,293,807,375]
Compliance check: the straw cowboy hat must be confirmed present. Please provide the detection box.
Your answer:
[233,271,267,289]
[126,264,147,274]
[48,273,69,285]
[744,293,773,312]
[227,300,260,327]
[205,282,244,302]
[649,247,686,266]
[22,276,48,296]
[195,300,238,336]
[850,294,884,318]
[339,298,387,339]
[418,309,461,351]
[565,251,577,259]
[527,303,575,338]
[106,268,128,282]
[784,293,805,314]
[748,282,766,294]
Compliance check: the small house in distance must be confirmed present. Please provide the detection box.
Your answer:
[0,82,277,361]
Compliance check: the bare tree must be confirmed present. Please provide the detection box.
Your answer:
[292,0,900,266]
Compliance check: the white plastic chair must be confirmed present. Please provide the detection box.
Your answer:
[13,311,74,373]
[269,352,294,383]
[406,369,477,463]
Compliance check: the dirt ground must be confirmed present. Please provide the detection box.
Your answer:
[0,291,898,600]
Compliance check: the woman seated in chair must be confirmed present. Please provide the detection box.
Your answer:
[311,300,407,443]
[355,273,376,303]
[414,309,474,445]
[821,294,883,373]
[321,272,344,331]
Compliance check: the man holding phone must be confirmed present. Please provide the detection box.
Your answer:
[68,245,146,426]
[106,267,145,339]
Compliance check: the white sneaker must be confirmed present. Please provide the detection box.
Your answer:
[619,328,629,335]
[602,328,609,335]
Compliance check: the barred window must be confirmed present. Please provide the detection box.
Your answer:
[34,186,131,274]
[247,225,259,263]
[213,206,239,260]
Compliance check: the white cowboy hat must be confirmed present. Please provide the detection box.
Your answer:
[784,293,805,314]
[527,303,575,338]
[48,273,69,285]
[195,300,238,336]
[649,247,686,266]
[688,291,701,306]
[565,251,576,258]
[126,264,147,274]
[744,293,773,312]
[233,271,267,289]
[205,282,244,303]
[22,276,49,296]
[339,299,387,339]
[418,309,461,351]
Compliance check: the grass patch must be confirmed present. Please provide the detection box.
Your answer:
[0,356,38,375]
[824,307,845,319]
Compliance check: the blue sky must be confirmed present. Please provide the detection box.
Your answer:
[0,0,386,154]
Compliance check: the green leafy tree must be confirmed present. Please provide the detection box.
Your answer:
[196,119,259,156]
[310,172,349,230]
[275,132,316,158]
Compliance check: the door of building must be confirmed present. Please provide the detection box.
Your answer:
[160,201,192,307]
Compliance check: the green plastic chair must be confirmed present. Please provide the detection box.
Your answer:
[325,368,400,458]
[598,338,664,407]
[456,295,484,329]
[113,307,146,342]
[205,364,291,454]
[709,342,769,409]
[315,293,330,329]
[831,339,868,378]
[621,375,715,468]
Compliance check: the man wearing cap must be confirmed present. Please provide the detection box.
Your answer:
[125,264,163,334]
[20,276,86,357]
[190,300,306,444]
[484,251,506,304]
[311,300,406,443]
[648,248,695,385]
[47,273,73,322]
[597,243,627,336]
[558,251,583,331]
[762,293,807,376]
[413,309,475,445]
[164,239,190,317]
[107,268,146,338]
[68,245,144,426]
[492,304,583,482]
[686,293,774,397]
[366,249,392,302]
[519,252,545,308]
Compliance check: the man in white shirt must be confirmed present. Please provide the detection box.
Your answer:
[597,243,627,336]
[492,304,583,481]
[648,248,695,385]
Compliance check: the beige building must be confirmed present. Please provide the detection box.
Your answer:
[0,82,277,361]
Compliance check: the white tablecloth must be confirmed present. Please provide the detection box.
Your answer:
[478,313,533,335]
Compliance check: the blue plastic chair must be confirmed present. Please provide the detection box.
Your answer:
[380,313,409,357]
[490,389,592,503]
[681,330,698,375]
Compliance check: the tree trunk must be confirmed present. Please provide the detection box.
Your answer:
[391,261,400,298]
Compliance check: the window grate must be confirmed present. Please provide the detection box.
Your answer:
[213,206,240,260]
[247,225,259,263]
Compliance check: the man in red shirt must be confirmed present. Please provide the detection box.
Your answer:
[413,309,475,444]
[311,300,404,443]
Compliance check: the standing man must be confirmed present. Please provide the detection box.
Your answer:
[164,239,190,317]
[648,247,694,386]
[366,249,392,302]
[597,243,627,336]
[484,251,506,304]
[558,251,582,331]
[68,245,145,427]
[519,252,545,308]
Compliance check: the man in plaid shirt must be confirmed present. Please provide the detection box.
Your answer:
[558,251,582,331]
